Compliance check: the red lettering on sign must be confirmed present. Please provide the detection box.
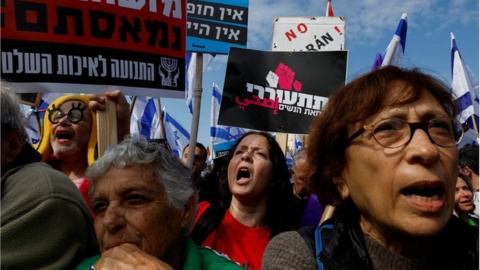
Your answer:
[285,23,308,42]
[297,23,307,33]
[285,29,296,42]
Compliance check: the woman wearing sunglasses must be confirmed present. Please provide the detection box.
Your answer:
[263,66,478,270]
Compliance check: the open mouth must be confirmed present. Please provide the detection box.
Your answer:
[236,168,251,182]
[401,181,446,212]
[401,184,445,198]
[55,130,74,140]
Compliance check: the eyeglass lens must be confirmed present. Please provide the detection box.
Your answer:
[371,118,462,148]
[48,104,85,124]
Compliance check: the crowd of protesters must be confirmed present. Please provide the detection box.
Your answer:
[1,66,479,270]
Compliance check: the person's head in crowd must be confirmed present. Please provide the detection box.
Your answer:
[307,66,463,253]
[192,131,297,269]
[292,149,309,199]
[197,131,295,234]
[454,173,475,215]
[1,85,99,269]
[84,136,199,268]
[182,142,208,180]
[37,95,97,179]
[227,132,290,219]
[36,91,130,182]
[1,85,28,171]
[459,144,479,191]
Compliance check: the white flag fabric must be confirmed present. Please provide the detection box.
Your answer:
[163,108,190,158]
[20,105,41,145]
[210,83,246,156]
[185,52,195,114]
[130,96,162,139]
[285,150,294,172]
[185,53,215,114]
[381,13,408,67]
[451,32,479,143]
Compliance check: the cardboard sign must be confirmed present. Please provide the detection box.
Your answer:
[1,0,186,97]
[218,47,347,134]
[272,17,345,52]
[187,0,248,54]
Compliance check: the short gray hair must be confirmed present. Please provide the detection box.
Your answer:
[1,83,26,137]
[86,135,196,210]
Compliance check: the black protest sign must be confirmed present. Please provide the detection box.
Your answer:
[218,47,347,134]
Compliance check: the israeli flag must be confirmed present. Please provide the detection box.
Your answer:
[20,105,41,145]
[294,134,303,153]
[381,13,407,67]
[451,32,479,143]
[130,96,162,139]
[21,92,64,145]
[185,52,195,114]
[210,83,246,156]
[185,53,215,114]
[163,108,190,158]
[285,150,294,172]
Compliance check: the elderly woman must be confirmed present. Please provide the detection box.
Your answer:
[262,66,478,269]
[75,136,242,270]
[191,131,298,270]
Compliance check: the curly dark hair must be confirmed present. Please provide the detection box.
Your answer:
[307,66,459,207]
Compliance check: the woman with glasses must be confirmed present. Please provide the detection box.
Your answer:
[37,95,97,200]
[36,92,129,210]
[263,66,477,269]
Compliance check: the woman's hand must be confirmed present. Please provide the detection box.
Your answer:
[88,90,130,140]
[94,244,173,270]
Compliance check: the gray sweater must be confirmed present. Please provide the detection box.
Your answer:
[1,158,98,270]
[262,231,424,270]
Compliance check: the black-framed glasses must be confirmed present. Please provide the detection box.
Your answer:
[47,103,86,124]
[348,117,464,148]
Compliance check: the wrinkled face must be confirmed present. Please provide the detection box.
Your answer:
[455,177,474,213]
[227,134,273,201]
[181,146,207,179]
[49,100,91,158]
[337,82,458,241]
[92,165,191,259]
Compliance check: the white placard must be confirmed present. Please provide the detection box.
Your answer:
[272,17,345,52]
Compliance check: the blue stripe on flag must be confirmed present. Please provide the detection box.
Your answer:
[395,17,408,51]
[212,85,222,104]
[140,99,156,139]
[210,126,241,141]
[456,92,474,112]
[165,112,190,140]
[450,37,459,78]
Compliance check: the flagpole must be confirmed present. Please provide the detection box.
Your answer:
[381,37,399,66]
[471,114,479,137]
[186,53,203,169]
[155,98,165,139]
